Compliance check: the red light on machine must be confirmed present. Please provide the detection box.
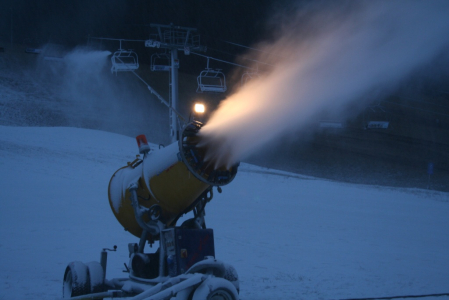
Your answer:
[136,134,151,155]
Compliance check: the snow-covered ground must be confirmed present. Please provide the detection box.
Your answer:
[1,126,448,300]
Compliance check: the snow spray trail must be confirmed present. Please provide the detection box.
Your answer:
[36,46,169,142]
[60,48,112,109]
[199,0,449,167]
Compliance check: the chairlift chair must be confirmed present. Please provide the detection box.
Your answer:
[151,53,171,71]
[197,58,227,93]
[241,71,259,87]
[111,48,139,74]
[365,103,390,129]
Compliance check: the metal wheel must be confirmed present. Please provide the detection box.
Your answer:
[192,277,238,300]
[63,261,90,298]
[86,261,105,293]
[208,289,236,300]
[223,263,239,294]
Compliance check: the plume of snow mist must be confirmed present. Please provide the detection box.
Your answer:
[61,48,112,104]
[199,0,449,168]
[40,46,169,142]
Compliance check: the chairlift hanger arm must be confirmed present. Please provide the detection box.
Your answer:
[184,30,191,47]
[157,27,163,41]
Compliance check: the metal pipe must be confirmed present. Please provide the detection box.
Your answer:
[55,290,124,300]
[100,250,107,282]
[129,184,160,236]
[129,273,205,300]
[158,223,166,280]
[138,230,148,253]
[170,48,179,142]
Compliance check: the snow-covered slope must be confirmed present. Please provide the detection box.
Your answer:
[1,126,448,299]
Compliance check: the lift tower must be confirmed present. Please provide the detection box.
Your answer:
[145,24,205,143]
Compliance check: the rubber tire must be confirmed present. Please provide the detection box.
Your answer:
[223,263,240,294]
[192,277,239,300]
[86,261,105,293]
[63,261,90,298]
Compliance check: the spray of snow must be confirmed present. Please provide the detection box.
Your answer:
[61,48,112,98]
[35,46,169,142]
[59,49,116,118]
[199,0,449,167]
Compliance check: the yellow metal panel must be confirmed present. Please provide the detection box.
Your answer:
[148,161,210,223]
[108,166,157,239]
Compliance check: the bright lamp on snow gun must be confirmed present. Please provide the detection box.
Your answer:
[194,103,205,114]
[192,102,205,122]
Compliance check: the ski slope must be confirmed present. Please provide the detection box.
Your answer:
[0,126,448,299]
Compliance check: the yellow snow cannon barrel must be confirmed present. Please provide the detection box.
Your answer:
[108,121,238,239]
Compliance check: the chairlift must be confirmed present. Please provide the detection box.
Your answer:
[365,103,390,129]
[241,71,259,87]
[110,41,139,74]
[197,57,227,93]
[151,53,171,71]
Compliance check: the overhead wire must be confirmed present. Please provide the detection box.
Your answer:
[203,34,282,58]
[190,52,257,71]
[88,36,147,43]
[205,46,273,67]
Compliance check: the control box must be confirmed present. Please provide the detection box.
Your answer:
[163,228,215,276]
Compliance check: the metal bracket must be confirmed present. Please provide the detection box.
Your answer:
[128,183,163,237]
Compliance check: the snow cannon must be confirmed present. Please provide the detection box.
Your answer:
[62,120,242,300]
[108,120,239,240]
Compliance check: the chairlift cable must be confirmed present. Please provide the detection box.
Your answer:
[190,52,257,71]
[204,35,279,57]
[89,36,147,42]
[206,46,273,67]
[205,35,286,62]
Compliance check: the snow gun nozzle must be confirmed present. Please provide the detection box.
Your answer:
[178,121,238,187]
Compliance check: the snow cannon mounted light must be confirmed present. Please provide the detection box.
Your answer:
[108,121,239,242]
[135,134,151,155]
